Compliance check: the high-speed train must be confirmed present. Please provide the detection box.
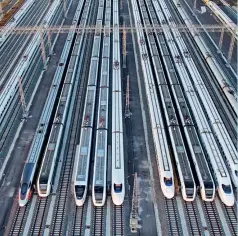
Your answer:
[147,1,215,201]
[73,3,102,206]
[139,0,196,201]
[159,0,238,190]
[111,0,125,205]
[152,0,234,206]
[18,1,84,206]
[36,7,85,197]
[132,0,175,200]
[92,0,110,207]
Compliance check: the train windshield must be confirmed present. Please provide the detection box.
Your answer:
[204,182,214,198]
[114,184,122,193]
[222,184,232,194]
[21,183,28,195]
[185,181,194,197]
[75,186,85,199]
[164,177,173,186]
[94,186,103,193]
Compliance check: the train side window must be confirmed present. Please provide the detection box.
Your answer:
[164,177,172,186]
[114,184,122,193]
[222,184,232,194]
[235,170,238,177]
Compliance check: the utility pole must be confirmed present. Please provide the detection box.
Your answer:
[39,30,47,68]
[125,75,131,118]
[63,0,67,17]
[130,172,139,233]
[123,22,127,68]
[228,33,235,63]
[18,77,28,118]
[218,26,225,49]
[47,30,52,54]
[0,1,3,21]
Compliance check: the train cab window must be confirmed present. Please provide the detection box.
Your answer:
[164,177,172,186]
[21,183,28,195]
[94,186,103,193]
[75,186,85,199]
[114,184,122,193]
[222,184,232,194]
[235,170,238,177]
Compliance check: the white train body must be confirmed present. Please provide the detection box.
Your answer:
[111,0,125,205]
[152,0,234,206]
[73,128,93,206]
[131,0,175,199]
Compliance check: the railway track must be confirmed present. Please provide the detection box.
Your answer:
[9,203,30,235]
[165,198,181,236]
[72,205,85,236]
[29,197,49,235]
[0,0,50,83]
[93,206,105,236]
[184,201,202,235]
[113,204,124,236]
[203,202,223,235]
[222,204,237,235]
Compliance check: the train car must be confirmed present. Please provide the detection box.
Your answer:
[131,0,175,199]
[92,33,110,206]
[73,128,93,206]
[92,130,108,206]
[111,0,125,206]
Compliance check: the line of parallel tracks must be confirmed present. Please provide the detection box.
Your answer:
[222,204,237,236]
[203,202,223,235]
[165,198,181,236]
[184,201,202,235]
[113,204,124,236]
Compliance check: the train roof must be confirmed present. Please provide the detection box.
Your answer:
[21,163,35,184]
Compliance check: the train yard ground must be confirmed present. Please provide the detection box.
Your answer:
[0,0,237,235]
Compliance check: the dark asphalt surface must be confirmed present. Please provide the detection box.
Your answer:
[0,0,79,234]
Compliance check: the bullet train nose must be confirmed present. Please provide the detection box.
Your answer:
[221,195,235,207]
[112,193,124,206]
[19,195,28,207]
[163,187,175,199]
